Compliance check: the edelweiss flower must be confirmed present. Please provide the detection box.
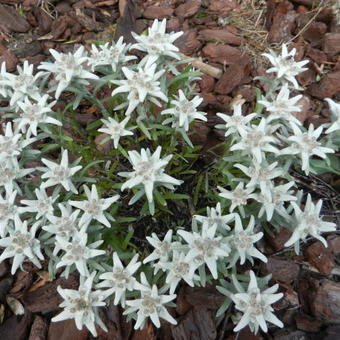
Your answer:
[15,94,61,136]
[111,60,168,116]
[324,98,340,134]
[178,224,230,279]
[194,202,234,232]
[285,193,336,254]
[230,271,283,333]
[97,252,141,306]
[218,182,254,214]
[131,19,183,62]
[98,116,133,149]
[38,46,98,99]
[259,84,302,125]
[52,272,108,337]
[0,122,35,162]
[262,43,309,89]
[124,272,177,329]
[0,159,33,188]
[0,215,43,274]
[56,226,105,277]
[119,146,182,204]
[43,203,82,243]
[19,186,57,220]
[87,38,136,72]
[143,230,175,264]
[216,100,257,137]
[281,123,334,175]
[161,90,206,131]
[235,162,283,198]
[5,61,42,106]
[40,150,82,193]
[0,185,19,237]
[69,184,119,228]
[230,118,280,163]
[161,251,199,294]
[254,181,297,221]
[228,214,267,266]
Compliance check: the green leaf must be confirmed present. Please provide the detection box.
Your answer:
[162,193,190,200]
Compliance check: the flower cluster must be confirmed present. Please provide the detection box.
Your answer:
[0,18,338,338]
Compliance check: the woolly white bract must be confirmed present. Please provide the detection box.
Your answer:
[230,271,283,334]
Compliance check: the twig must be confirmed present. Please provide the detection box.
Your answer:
[180,54,223,79]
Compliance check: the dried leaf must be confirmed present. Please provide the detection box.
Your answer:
[6,296,25,315]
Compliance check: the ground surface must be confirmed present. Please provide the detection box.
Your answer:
[0,0,340,339]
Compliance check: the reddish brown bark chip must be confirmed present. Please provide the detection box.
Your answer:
[172,307,216,340]
[292,95,311,124]
[305,47,328,64]
[305,241,335,275]
[0,313,33,340]
[262,257,300,283]
[310,279,340,322]
[22,274,78,313]
[143,6,174,19]
[28,316,48,340]
[202,43,242,65]
[323,33,340,56]
[302,21,327,46]
[307,70,340,99]
[174,29,201,55]
[215,57,251,95]
[175,0,201,18]
[267,1,297,43]
[208,0,238,14]
[47,319,89,340]
[0,43,18,72]
[198,29,243,45]
[0,4,30,33]
[265,228,292,252]
[295,312,322,333]
[198,74,215,93]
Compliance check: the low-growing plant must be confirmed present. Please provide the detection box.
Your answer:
[0,18,339,336]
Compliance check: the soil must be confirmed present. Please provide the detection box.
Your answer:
[0,0,339,339]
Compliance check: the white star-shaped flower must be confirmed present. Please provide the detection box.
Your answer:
[281,123,334,175]
[124,272,177,330]
[178,224,230,279]
[262,43,309,89]
[15,94,61,136]
[218,182,254,214]
[285,193,336,254]
[228,214,267,266]
[324,98,340,134]
[97,252,141,306]
[216,99,257,137]
[0,215,43,274]
[87,37,136,72]
[19,186,57,220]
[43,203,82,243]
[56,226,105,277]
[194,202,234,232]
[98,116,133,149]
[40,149,82,194]
[131,19,183,63]
[161,90,206,131]
[52,271,108,337]
[69,184,119,228]
[0,122,35,162]
[38,46,98,99]
[235,162,283,199]
[230,270,283,334]
[230,118,280,163]
[119,146,182,205]
[111,59,168,116]
[259,84,302,125]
